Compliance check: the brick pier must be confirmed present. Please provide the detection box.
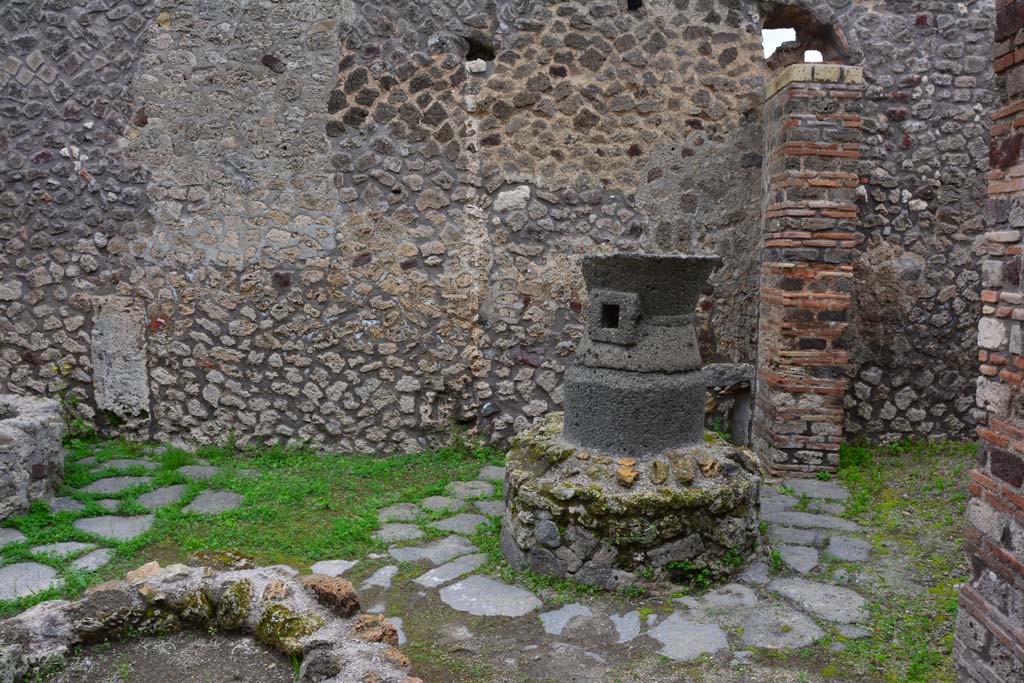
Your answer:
[752,64,865,476]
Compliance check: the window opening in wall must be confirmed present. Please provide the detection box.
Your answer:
[627,0,643,11]
[762,28,795,59]
[465,36,495,62]
[804,50,823,63]
[601,304,621,329]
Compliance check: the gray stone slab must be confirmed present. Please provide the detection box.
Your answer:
[474,500,505,517]
[646,612,729,661]
[740,604,825,649]
[74,515,154,541]
[738,561,770,586]
[827,535,871,562]
[0,528,27,547]
[77,456,97,465]
[413,553,487,589]
[176,465,219,480]
[92,459,158,471]
[0,562,61,599]
[836,624,871,639]
[763,510,861,532]
[540,603,593,635]
[430,513,488,535]
[387,616,407,645]
[183,490,242,514]
[49,497,85,512]
[30,541,95,558]
[768,525,826,547]
[761,496,798,514]
[81,476,152,494]
[439,575,541,617]
[769,578,868,623]
[779,545,819,574]
[421,496,463,513]
[97,499,119,511]
[445,481,493,499]
[137,485,187,511]
[388,535,477,566]
[785,479,850,501]
[704,583,757,608]
[377,503,420,523]
[478,465,506,482]
[72,548,113,571]
[373,523,424,542]
[610,611,642,643]
[309,559,357,577]
[361,565,399,589]
[807,500,846,515]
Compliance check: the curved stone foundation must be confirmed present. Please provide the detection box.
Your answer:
[502,414,761,590]
[0,395,65,520]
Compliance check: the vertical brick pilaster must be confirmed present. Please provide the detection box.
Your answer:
[753,64,864,476]
[956,1,1024,680]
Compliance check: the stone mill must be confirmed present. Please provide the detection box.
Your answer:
[501,254,761,589]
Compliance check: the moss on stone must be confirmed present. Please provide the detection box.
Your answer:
[217,579,252,630]
[255,603,325,656]
[178,587,214,625]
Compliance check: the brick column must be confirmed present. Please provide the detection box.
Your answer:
[752,64,864,476]
[955,1,1024,679]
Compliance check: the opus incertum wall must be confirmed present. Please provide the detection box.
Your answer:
[0,1,994,453]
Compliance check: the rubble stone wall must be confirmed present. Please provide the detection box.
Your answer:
[0,0,996,452]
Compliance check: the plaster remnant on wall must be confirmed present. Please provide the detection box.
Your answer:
[90,297,150,420]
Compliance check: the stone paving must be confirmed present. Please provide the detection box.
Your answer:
[310,467,881,679]
[0,450,243,601]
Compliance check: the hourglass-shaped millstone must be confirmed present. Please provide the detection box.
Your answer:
[564,253,720,457]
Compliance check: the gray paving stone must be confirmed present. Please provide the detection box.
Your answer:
[309,559,357,576]
[478,465,506,482]
[74,515,154,541]
[704,583,757,608]
[389,535,477,566]
[740,604,825,649]
[387,616,407,645]
[0,528,26,547]
[377,503,420,523]
[827,535,871,562]
[763,510,861,532]
[439,575,541,617]
[610,611,642,643]
[430,513,488,535]
[30,541,95,558]
[808,500,846,515]
[373,523,424,542]
[183,490,242,514]
[72,548,113,571]
[540,603,593,635]
[413,553,487,588]
[785,479,850,501]
[646,612,729,661]
[761,495,798,514]
[77,456,97,465]
[0,562,61,600]
[49,497,85,513]
[176,465,219,480]
[361,565,399,589]
[445,480,493,499]
[836,624,872,639]
[421,496,463,513]
[81,476,152,494]
[768,525,826,546]
[474,500,505,517]
[769,577,868,623]
[92,459,158,471]
[96,499,119,511]
[779,545,819,574]
[738,561,770,586]
[137,485,187,511]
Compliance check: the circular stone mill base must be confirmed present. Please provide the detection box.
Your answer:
[501,413,761,590]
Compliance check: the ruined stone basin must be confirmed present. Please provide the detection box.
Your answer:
[0,395,65,520]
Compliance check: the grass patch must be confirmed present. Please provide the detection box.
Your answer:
[0,435,503,617]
